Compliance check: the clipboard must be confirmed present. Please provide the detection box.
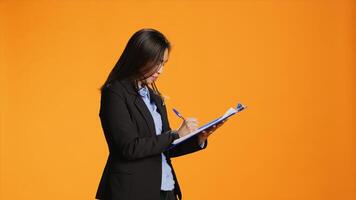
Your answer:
[167,103,247,150]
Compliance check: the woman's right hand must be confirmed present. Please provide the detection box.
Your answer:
[177,117,199,138]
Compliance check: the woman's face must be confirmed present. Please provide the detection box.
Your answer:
[143,48,169,85]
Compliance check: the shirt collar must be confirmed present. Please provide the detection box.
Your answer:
[138,85,149,98]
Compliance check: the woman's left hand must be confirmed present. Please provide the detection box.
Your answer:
[197,119,228,145]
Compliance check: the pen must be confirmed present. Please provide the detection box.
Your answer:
[172,108,185,120]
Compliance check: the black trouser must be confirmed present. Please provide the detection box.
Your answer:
[160,190,177,200]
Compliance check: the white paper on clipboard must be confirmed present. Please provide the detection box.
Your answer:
[168,103,246,148]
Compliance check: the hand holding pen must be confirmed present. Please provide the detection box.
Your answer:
[173,108,227,145]
[172,108,199,138]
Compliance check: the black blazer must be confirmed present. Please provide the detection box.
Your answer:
[95,79,207,200]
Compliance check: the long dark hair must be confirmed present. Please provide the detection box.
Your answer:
[100,28,171,98]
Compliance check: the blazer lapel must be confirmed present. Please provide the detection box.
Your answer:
[135,98,158,136]
[120,79,156,136]
[149,89,170,132]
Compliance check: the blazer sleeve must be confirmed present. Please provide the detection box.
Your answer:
[167,134,208,158]
[100,87,178,161]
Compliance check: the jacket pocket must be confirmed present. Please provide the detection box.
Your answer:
[109,162,134,175]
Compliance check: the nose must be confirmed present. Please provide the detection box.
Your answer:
[157,65,163,74]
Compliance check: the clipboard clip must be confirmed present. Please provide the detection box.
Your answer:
[237,103,247,112]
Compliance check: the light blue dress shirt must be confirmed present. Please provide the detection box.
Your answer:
[138,85,175,191]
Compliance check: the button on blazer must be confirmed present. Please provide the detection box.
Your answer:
[95,79,207,200]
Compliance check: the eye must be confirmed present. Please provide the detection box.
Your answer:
[160,59,168,64]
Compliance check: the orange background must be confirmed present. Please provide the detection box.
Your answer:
[1,0,355,199]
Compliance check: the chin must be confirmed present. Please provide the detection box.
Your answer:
[147,79,155,84]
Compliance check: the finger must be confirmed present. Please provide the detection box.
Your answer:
[199,132,206,137]
[187,123,199,129]
[187,120,199,125]
[189,122,199,127]
[218,121,225,126]
[217,121,225,126]
[185,117,198,123]
[186,121,199,127]
[189,125,199,131]
[208,127,218,133]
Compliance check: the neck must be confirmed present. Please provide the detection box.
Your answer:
[137,80,145,88]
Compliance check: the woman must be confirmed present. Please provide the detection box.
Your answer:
[95,28,225,200]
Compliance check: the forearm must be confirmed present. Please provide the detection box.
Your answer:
[119,130,179,160]
[167,135,208,158]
